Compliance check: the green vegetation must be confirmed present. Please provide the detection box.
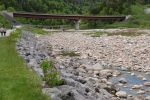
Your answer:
[40,60,64,87]
[0,15,11,28]
[0,29,48,100]
[87,32,107,37]
[22,26,48,35]
[60,51,80,57]
[0,0,149,29]
[102,5,150,29]
[90,31,146,37]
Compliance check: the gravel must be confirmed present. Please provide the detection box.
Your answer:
[40,29,150,72]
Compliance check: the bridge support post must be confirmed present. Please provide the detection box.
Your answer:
[75,20,80,30]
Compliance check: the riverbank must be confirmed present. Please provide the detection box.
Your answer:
[0,30,48,100]
[16,29,150,100]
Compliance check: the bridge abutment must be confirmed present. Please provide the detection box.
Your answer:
[75,20,80,30]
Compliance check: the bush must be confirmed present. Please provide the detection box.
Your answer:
[60,51,80,57]
[40,60,64,87]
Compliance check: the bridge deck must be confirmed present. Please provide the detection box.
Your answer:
[13,12,126,21]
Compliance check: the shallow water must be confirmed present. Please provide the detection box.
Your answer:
[109,71,150,96]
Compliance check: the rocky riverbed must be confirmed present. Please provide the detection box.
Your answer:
[17,29,150,100]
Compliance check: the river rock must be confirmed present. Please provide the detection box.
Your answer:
[100,69,113,78]
[144,82,150,86]
[146,89,150,93]
[113,70,121,77]
[92,63,103,71]
[116,91,127,98]
[137,90,145,94]
[142,77,147,81]
[145,96,150,100]
[132,85,142,89]
[42,88,62,100]
[119,78,127,84]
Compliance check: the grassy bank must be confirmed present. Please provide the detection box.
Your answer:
[22,26,48,35]
[0,29,48,100]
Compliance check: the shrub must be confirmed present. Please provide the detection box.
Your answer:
[40,59,64,87]
[60,51,80,57]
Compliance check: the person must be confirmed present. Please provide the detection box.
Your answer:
[3,28,6,36]
[0,28,6,36]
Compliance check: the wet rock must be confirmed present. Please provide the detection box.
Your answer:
[113,70,121,77]
[131,73,135,76]
[146,89,150,93]
[142,77,147,81]
[119,78,127,84]
[100,69,113,78]
[137,75,144,79]
[104,85,117,95]
[145,96,150,100]
[116,91,127,98]
[137,90,145,94]
[144,82,150,87]
[132,85,142,89]
[116,83,123,87]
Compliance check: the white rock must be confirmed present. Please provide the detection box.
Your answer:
[145,96,150,100]
[144,82,150,86]
[131,73,135,76]
[132,85,142,89]
[142,77,147,81]
[137,90,145,94]
[116,91,127,98]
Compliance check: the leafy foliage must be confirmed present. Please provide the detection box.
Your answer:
[40,60,64,87]
[0,0,149,28]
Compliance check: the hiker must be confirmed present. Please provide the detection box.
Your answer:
[3,28,6,36]
[0,28,6,36]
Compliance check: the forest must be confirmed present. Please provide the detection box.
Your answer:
[0,0,150,28]
[0,0,149,15]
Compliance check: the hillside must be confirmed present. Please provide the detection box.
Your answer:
[0,0,150,28]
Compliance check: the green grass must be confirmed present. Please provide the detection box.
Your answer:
[86,32,107,37]
[0,29,49,100]
[88,31,146,37]
[22,26,49,35]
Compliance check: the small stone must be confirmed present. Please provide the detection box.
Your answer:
[92,63,103,71]
[117,83,124,86]
[144,82,150,86]
[142,77,147,81]
[146,89,150,93]
[106,81,112,85]
[113,70,121,77]
[137,75,144,79]
[123,86,127,88]
[119,78,127,84]
[131,73,135,76]
[145,96,150,100]
[101,78,107,83]
[132,85,142,89]
[116,91,127,98]
[137,90,145,94]
[100,69,113,78]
